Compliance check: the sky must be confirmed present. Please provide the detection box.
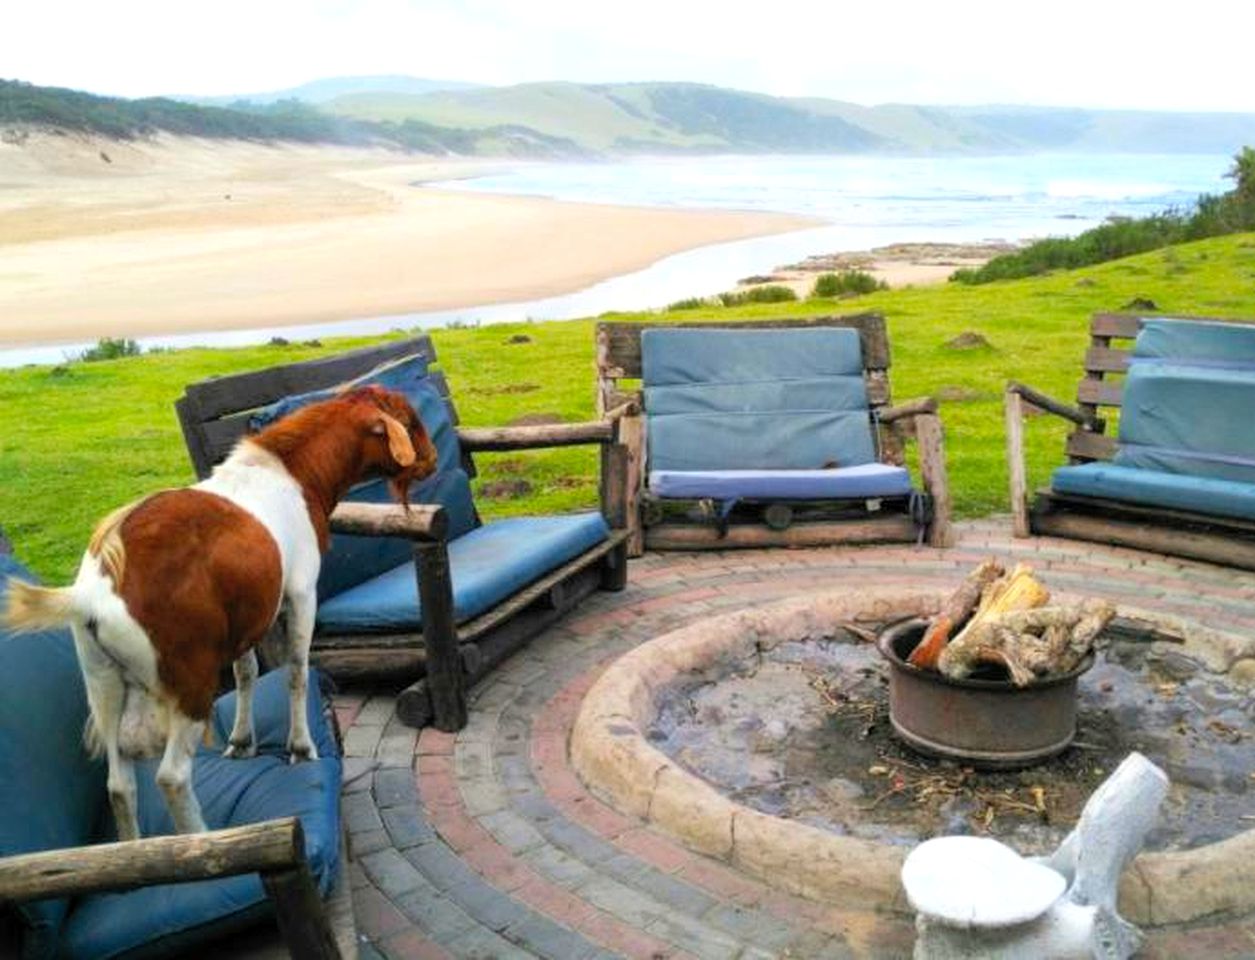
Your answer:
[8,0,1255,112]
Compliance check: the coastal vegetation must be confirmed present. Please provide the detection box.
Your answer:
[4,233,1254,581]
[812,270,887,297]
[954,148,1255,284]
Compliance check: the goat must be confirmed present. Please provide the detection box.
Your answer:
[2,385,437,837]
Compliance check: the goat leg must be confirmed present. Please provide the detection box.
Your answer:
[283,593,319,763]
[223,649,259,758]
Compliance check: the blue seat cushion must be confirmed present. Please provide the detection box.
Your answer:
[247,353,479,601]
[1131,318,1255,370]
[316,512,610,634]
[641,328,877,472]
[1052,462,1255,522]
[649,463,913,501]
[0,557,106,959]
[1114,364,1255,484]
[59,668,342,960]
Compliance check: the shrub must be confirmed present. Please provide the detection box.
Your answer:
[666,296,710,311]
[79,338,141,362]
[811,270,886,298]
[717,284,798,307]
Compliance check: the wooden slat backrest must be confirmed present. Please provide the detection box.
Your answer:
[594,313,892,413]
[1067,312,1253,464]
[176,336,460,479]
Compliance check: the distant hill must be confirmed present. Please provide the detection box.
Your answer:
[0,78,580,157]
[327,81,1255,156]
[6,76,1255,159]
[175,74,480,107]
[328,82,887,153]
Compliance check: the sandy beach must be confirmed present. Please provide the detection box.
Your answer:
[0,133,814,346]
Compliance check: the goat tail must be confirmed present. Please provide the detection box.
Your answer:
[2,580,76,632]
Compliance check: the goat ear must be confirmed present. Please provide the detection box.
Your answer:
[377,415,416,466]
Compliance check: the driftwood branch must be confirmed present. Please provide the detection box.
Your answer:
[0,817,304,903]
[1007,381,1105,432]
[878,396,938,423]
[329,502,448,541]
[457,419,616,451]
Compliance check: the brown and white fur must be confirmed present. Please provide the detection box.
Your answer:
[2,386,437,837]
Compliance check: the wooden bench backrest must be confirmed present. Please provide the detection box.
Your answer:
[594,313,892,414]
[1067,312,1249,464]
[175,336,468,479]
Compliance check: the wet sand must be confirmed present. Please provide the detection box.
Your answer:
[0,133,814,345]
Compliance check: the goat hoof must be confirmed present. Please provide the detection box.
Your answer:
[223,739,256,759]
[287,743,318,764]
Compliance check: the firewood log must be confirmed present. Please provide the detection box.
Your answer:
[938,599,1116,685]
[908,559,1004,669]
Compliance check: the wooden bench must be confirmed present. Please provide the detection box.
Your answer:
[595,313,953,554]
[1005,312,1255,569]
[176,336,631,731]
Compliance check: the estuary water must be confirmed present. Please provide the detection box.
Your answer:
[0,152,1231,367]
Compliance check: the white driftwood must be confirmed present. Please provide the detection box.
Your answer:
[907,752,1168,960]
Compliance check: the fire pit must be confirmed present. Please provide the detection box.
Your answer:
[878,618,1094,768]
[572,586,1255,924]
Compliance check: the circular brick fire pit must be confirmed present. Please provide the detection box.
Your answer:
[572,588,1255,925]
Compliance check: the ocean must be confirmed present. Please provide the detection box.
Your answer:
[0,152,1232,367]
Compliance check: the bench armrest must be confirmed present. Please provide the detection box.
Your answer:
[1007,381,1104,431]
[457,418,619,452]
[878,396,938,423]
[329,502,448,541]
[0,818,341,958]
[0,817,303,902]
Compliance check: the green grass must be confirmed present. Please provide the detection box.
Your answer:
[6,233,1255,582]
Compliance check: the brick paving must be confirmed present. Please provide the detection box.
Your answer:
[337,520,1255,959]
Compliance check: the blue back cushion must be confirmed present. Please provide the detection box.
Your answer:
[1116,320,1255,484]
[641,328,876,472]
[61,668,342,960]
[249,353,478,600]
[1132,318,1255,369]
[0,556,106,958]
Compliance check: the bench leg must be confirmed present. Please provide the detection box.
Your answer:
[414,541,466,732]
[600,539,629,592]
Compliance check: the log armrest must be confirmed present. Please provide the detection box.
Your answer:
[457,417,621,452]
[878,396,939,423]
[1007,381,1104,432]
[329,502,448,541]
[1004,382,1106,540]
[0,818,341,958]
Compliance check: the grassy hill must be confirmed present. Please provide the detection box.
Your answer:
[0,79,580,156]
[174,74,480,107]
[326,81,1255,155]
[4,233,1255,582]
[9,76,1255,158]
[328,81,885,153]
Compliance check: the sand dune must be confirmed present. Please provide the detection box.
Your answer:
[0,134,813,346]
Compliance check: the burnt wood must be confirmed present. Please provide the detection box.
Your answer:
[1009,312,1255,569]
